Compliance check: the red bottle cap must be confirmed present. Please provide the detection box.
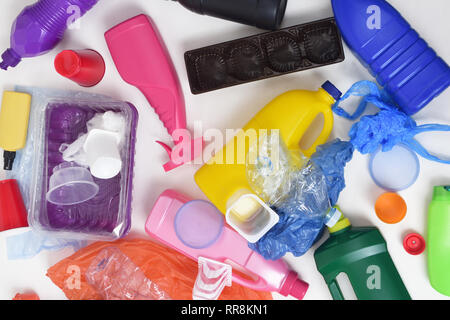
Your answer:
[13,292,40,300]
[0,179,28,232]
[403,233,426,255]
[54,49,105,87]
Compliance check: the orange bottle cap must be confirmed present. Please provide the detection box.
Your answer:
[375,192,407,224]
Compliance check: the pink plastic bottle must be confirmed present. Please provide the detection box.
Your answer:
[145,189,309,299]
[105,15,203,172]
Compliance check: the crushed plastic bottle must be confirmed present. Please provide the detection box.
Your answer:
[85,246,172,300]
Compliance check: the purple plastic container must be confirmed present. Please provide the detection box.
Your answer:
[28,99,138,241]
[1,0,99,70]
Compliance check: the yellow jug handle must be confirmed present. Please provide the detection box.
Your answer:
[301,108,334,157]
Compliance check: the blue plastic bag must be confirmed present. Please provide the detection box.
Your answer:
[311,139,354,206]
[333,80,450,164]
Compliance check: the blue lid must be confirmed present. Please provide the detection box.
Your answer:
[369,144,420,191]
[322,81,342,100]
[332,0,450,115]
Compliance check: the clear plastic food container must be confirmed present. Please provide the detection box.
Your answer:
[11,88,138,241]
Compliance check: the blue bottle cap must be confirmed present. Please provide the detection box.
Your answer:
[322,81,342,101]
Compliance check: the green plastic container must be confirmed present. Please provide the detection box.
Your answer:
[314,208,411,300]
[428,186,450,297]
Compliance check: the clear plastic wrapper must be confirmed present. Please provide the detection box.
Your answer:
[7,87,138,241]
[85,247,171,300]
[6,228,86,260]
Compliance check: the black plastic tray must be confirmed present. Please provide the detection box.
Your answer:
[184,17,345,94]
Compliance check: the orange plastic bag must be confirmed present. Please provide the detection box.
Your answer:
[46,238,273,300]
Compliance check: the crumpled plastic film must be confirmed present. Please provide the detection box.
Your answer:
[193,257,232,300]
[46,238,273,300]
[85,246,172,300]
[246,132,332,260]
[6,229,86,260]
[311,139,355,206]
[333,80,450,164]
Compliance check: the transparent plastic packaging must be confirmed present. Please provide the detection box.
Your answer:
[246,133,338,259]
[86,247,172,300]
[246,132,308,206]
[6,227,86,260]
[7,87,138,241]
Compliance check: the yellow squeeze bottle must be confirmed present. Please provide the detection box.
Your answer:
[195,81,341,215]
[0,91,32,170]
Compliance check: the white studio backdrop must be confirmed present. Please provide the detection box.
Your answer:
[0,0,449,300]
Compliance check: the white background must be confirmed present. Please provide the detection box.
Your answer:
[0,0,449,300]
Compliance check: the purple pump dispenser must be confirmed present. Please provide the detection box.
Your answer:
[1,0,99,70]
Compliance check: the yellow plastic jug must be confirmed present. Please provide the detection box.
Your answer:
[195,81,340,214]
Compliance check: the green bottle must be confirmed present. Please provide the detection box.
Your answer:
[314,208,411,300]
[428,186,450,297]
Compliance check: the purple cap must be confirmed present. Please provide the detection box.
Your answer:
[0,48,22,70]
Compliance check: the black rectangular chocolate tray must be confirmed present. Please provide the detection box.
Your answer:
[184,17,345,95]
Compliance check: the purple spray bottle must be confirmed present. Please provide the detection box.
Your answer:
[1,0,99,70]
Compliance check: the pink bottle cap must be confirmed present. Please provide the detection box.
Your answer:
[403,233,426,255]
[54,49,106,87]
[279,271,309,300]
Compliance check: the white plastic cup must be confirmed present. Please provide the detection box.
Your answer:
[83,129,122,180]
[225,191,279,243]
[46,162,99,206]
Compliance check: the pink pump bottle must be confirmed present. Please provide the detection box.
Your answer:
[145,189,309,299]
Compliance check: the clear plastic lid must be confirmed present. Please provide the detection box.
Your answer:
[369,144,420,191]
[174,200,224,249]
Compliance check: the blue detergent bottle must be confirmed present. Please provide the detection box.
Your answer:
[331,0,450,115]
